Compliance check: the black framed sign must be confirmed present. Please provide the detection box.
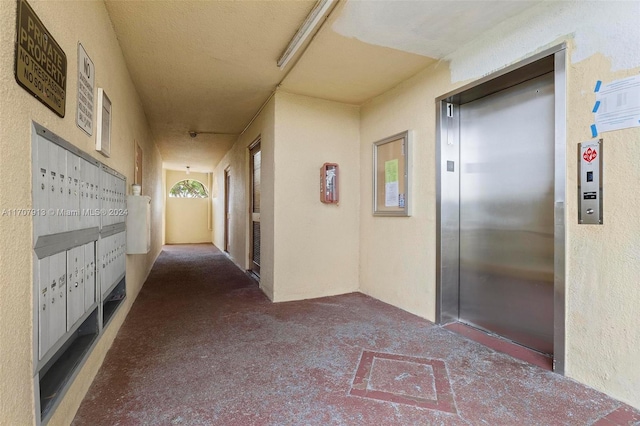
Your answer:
[14,0,67,117]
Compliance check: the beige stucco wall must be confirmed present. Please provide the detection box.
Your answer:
[212,97,276,298]
[0,1,163,424]
[565,55,640,409]
[272,92,360,302]
[165,170,212,244]
[359,1,640,408]
[359,63,451,320]
[213,92,361,303]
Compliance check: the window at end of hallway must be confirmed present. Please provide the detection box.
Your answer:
[169,180,209,198]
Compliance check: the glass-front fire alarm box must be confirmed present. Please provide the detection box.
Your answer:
[320,163,339,204]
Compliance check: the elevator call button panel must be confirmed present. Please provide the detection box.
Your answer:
[578,139,603,225]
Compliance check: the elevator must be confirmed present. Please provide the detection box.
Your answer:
[436,47,566,370]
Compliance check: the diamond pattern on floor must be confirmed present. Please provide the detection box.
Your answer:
[369,358,436,400]
[350,351,456,414]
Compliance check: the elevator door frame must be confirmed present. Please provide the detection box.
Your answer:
[435,44,566,373]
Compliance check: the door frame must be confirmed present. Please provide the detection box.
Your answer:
[435,44,566,373]
[248,137,261,278]
[223,166,231,253]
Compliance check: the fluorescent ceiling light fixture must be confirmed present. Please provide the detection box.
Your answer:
[188,130,238,138]
[277,0,335,69]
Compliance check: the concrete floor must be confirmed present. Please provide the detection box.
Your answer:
[73,244,640,425]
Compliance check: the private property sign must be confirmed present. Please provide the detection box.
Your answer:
[14,0,67,117]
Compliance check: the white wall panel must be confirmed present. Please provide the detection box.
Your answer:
[98,235,106,296]
[66,246,84,330]
[99,234,119,297]
[117,231,125,278]
[93,167,100,222]
[79,159,89,230]
[126,196,151,253]
[48,143,59,234]
[56,145,67,234]
[84,242,95,311]
[34,135,49,238]
[37,256,51,360]
[69,151,82,232]
[99,170,107,228]
[49,251,67,344]
[118,178,126,223]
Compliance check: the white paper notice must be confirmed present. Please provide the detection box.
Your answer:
[77,43,95,136]
[385,181,399,207]
[594,75,640,134]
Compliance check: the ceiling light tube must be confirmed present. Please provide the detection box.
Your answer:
[188,130,237,137]
[277,0,335,69]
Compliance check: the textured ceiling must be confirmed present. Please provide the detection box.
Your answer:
[105,0,316,172]
[105,0,542,172]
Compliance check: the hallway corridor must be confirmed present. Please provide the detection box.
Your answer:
[73,245,639,425]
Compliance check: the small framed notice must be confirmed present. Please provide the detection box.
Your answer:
[96,88,111,157]
[77,43,95,135]
[373,130,411,216]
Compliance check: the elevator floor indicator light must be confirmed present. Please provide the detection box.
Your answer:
[583,191,597,200]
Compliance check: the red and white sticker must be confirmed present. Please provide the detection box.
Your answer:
[583,147,598,163]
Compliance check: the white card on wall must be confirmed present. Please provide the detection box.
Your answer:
[592,75,640,135]
[96,88,111,157]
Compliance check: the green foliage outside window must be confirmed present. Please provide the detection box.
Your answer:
[169,180,209,198]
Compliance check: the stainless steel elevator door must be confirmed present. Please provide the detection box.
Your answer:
[459,73,555,354]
